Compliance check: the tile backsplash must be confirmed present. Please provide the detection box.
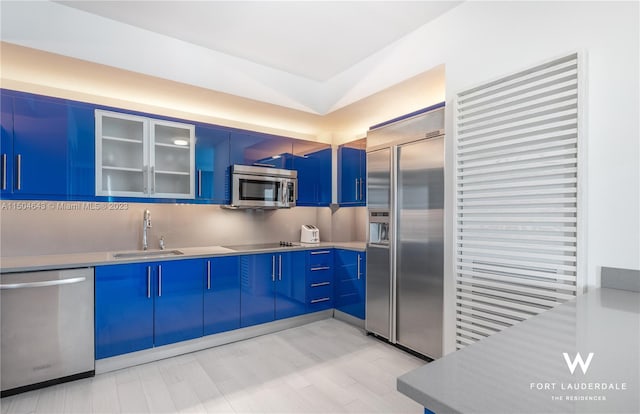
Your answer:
[0,201,366,256]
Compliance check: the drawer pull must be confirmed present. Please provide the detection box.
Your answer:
[310,282,330,287]
[310,297,330,304]
[310,266,330,271]
[310,251,331,255]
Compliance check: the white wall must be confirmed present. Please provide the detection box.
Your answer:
[340,1,638,354]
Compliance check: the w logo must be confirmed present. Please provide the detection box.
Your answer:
[563,352,594,375]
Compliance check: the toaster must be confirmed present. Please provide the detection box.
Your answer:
[300,224,320,244]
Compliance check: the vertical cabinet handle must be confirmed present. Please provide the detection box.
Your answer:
[207,260,211,290]
[144,165,150,194]
[158,265,162,297]
[278,255,282,281]
[198,170,202,197]
[357,254,361,279]
[147,266,151,298]
[151,166,156,194]
[355,178,359,201]
[1,154,6,191]
[359,178,364,201]
[15,154,22,191]
[271,255,276,282]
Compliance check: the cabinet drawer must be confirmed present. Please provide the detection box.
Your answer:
[307,283,332,300]
[307,265,332,284]
[306,250,333,267]
[306,295,333,313]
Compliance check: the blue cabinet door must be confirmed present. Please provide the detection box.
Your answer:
[275,251,307,320]
[12,94,94,198]
[295,148,332,206]
[240,253,276,327]
[195,125,230,203]
[95,263,154,359]
[334,250,366,319]
[154,259,204,346]
[204,256,240,335]
[338,146,366,206]
[1,93,13,196]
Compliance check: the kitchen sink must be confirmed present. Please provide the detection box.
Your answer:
[113,249,184,259]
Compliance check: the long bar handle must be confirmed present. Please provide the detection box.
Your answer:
[310,251,331,255]
[272,255,276,282]
[158,265,162,297]
[355,178,359,200]
[147,266,151,298]
[310,297,330,304]
[151,166,155,194]
[0,276,86,290]
[16,154,22,191]
[198,170,202,197]
[278,254,282,281]
[1,153,6,191]
[310,266,330,271]
[207,260,211,290]
[357,254,361,279]
[359,177,364,201]
[310,282,330,287]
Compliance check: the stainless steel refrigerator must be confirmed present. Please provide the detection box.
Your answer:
[365,110,444,359]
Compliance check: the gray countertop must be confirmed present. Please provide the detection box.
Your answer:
[0,241,366,273]
[398,287,640,414]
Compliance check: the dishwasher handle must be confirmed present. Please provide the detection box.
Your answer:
[0,276,87,290]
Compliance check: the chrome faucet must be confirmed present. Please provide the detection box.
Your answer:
[142,209,152,250]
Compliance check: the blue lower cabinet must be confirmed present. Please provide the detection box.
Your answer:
[334,249,366,319]
[306,249,334,312]
[153,259,204,347]
[204,256,240,335]
[95,263,154,359]
[95,259,204,358]
[275,251,307,320]
[240,253,276,327]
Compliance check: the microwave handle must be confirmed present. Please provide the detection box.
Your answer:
[281,180,287,204]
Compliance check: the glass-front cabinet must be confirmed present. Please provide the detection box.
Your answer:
[96,110,195,198]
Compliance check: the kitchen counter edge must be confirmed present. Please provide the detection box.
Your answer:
[0,242,366,273]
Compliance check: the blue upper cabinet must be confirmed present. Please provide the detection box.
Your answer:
[230,131,294,169]
[195,125,230,204]
[338,138,366,206]
[292,141,332,207]
[2,91,94,199]
[1,93,13,196]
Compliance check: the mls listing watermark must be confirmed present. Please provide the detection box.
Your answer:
[1,201,129,211]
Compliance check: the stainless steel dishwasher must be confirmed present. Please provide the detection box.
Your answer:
[1,267,94,397]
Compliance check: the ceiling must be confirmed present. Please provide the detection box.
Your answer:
[56,1,459,82]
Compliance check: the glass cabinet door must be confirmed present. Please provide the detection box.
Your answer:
[150,120,194,198]
[96,110,148,197]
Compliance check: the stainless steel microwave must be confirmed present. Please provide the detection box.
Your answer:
[228,164,297,209]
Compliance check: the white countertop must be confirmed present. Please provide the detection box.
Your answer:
[0,242,366,273]
[397,287,640,414]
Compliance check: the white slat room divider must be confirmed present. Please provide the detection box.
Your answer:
[454,53,580,349]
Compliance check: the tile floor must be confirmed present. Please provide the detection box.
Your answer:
[1,319,426,413]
